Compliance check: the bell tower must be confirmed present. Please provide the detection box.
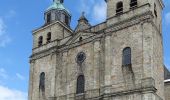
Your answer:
[45,0,71,26]
[105,0,164,30]
[104,0,165,100]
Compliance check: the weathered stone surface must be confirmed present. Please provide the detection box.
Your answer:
[28,0,167,100]
[165,82,170,100]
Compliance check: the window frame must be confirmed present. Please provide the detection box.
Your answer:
[76,75,85,94]
[122,47,131,66]
[47,13,51,23]
[47,32,51,43]
[38,36,43,47]
[65,15,69,26]
[39,72,45,91]
[130,0,138,9]
[116,1,123,15]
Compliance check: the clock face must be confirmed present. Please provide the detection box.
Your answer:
[76,52,86,63]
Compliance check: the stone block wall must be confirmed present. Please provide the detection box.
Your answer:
[165,81,170,100]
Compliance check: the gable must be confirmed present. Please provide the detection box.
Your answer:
[65,31,95,46]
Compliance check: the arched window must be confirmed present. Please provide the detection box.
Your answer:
[47,32,51,43]
[116,2,123,15]
[38,36,43,46]
[130,0,137,8]
[39,72,45,91]
[47,13,51,23]
[76,75,85,94]
[65,15,69,25]
[122,47,131,66]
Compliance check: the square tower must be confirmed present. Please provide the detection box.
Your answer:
[105,0,165,99]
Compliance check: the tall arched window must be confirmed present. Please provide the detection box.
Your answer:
[39,72,45,91]
[76,75,85,94]
[122,47,131,66]
[47,32,51,43]
[130,0,137,8]
[38,36,43,47]
[116,2,123,15]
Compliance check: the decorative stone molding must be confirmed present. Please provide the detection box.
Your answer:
[30,11,154,60]
[48,81,158,100]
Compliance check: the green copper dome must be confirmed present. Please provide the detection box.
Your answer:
[46,0,70,14]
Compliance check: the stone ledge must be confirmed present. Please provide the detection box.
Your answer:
[30,10,154,61]
[48,78,157,100]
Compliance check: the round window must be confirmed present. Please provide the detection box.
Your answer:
[76,52,86,63]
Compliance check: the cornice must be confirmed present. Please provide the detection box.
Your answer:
[32,21,73,34]
[105,11,153,34]
[30,11,154,61]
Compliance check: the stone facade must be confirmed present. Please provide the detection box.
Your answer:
[165,81,170,100]
[28,0,170,100]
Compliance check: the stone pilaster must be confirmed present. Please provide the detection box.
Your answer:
[104,36,111,93]
[93,41,101,89]
[141,22,153,78]
[28,60,35,100]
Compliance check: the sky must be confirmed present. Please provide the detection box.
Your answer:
[0,0,169,100]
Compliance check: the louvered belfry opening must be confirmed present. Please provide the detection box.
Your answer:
[116,2,123,15]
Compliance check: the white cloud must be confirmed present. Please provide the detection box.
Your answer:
[93,1,107,22]
[0,18,11,47]
[16,73,25,80]
[79,0,93,15]
[0,68,8,79]
[0,85,27,100]
[78,0,106,24]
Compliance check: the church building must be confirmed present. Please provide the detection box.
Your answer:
[28,0,170,100]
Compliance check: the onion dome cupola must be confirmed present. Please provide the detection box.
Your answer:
[44,0,71,26]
